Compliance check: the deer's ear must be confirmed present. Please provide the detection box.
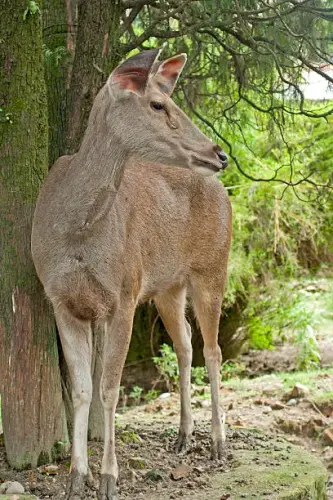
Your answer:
[153,54,187,95]
[109,49,161,96]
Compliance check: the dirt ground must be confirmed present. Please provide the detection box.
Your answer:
[1,360,333,499]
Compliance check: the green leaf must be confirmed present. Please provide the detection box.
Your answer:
[23,1,40,21]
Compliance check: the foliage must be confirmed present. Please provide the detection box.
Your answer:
[221,360,246,381]
[43,45,69,68]
[125,0,333,191]
[191,366,208,386]
[152,345,246,387]
[296,325,321,371]
[220,112,333,313]
[245,284,312,349]
[239,275,329,371]
[144,389,161,402]
[0,107,13,125]
[129,385,144,404]
[153,344,179,391]
[120,427,142,444]
[23,1,40,21]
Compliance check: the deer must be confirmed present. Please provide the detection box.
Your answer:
[31,49,232,500]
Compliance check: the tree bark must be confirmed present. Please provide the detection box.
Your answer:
[65,0,122,154]
[57,0,122,439]
[0,0,67,469]
[43,0,70,164]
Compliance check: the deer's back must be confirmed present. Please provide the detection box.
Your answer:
[32,158,232,318]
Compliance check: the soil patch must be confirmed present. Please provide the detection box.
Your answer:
[0,424,327,499]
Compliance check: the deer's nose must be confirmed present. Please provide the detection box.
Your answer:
[217,149,228,169]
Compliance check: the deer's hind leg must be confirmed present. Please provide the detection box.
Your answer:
[154,286,194,452]
[190,281,225,460]
[54,306,93,500]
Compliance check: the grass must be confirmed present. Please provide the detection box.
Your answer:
[223,367,333,401]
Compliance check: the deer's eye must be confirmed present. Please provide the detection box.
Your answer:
[151,102,165,111]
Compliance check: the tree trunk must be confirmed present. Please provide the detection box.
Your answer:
[58,0,122,439]
[0,0,67,469]
[65,0,122,154]
[43,0,70,164]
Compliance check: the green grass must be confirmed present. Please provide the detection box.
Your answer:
[223,367,333,402]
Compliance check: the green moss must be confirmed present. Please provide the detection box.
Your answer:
[216,447,327,499]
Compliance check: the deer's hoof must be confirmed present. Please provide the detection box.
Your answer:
[98,474,118,500]
[174,430,192,453]
[65,469,86,500]
[211,438,226,460]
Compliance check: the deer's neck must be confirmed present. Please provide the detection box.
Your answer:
[78,127,127,194]
[63,126,129,234]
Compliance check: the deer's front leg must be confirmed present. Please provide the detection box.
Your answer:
[55,307,93,500]
[99,305,135,500]
[155,289,194,453]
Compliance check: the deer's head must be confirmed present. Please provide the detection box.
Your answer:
[94,49,228,175]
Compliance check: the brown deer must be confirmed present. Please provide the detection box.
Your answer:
[31,49,232,500]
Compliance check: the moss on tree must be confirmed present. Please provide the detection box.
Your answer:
[0,0,67,469]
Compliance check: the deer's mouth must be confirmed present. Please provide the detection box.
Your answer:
[194,159,222,173]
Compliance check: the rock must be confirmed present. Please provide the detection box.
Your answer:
[261,382,283,396]
[287,398,297,406]
[0,496,38,499]
[287,383,310,400]
[0,484,10,494]
[128,457,146,470]
[43,465,59,475]
[323,428,333,446]
[270,401,286,410]
[2,482,25,495]
[158,393,171,400]
[233,419,247,427]
[201,399,211,408]
[254,398,285,410]
[171,463,192,481]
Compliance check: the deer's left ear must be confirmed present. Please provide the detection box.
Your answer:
[109,49,161,96]
[153,53,187,96]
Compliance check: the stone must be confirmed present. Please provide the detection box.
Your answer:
[323,428,333,446]
[128,457,146,470]
[200,399,211,408]
[287,398,297,406]
[0,484,10,494]
[43,465,59,475]
[3,482,24,495]
[170,464,192,481]
[287,383,310,400]
[0,497,38,500]
[254,398,285,410]
[158,393,171,400]
[270,401,286,410]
